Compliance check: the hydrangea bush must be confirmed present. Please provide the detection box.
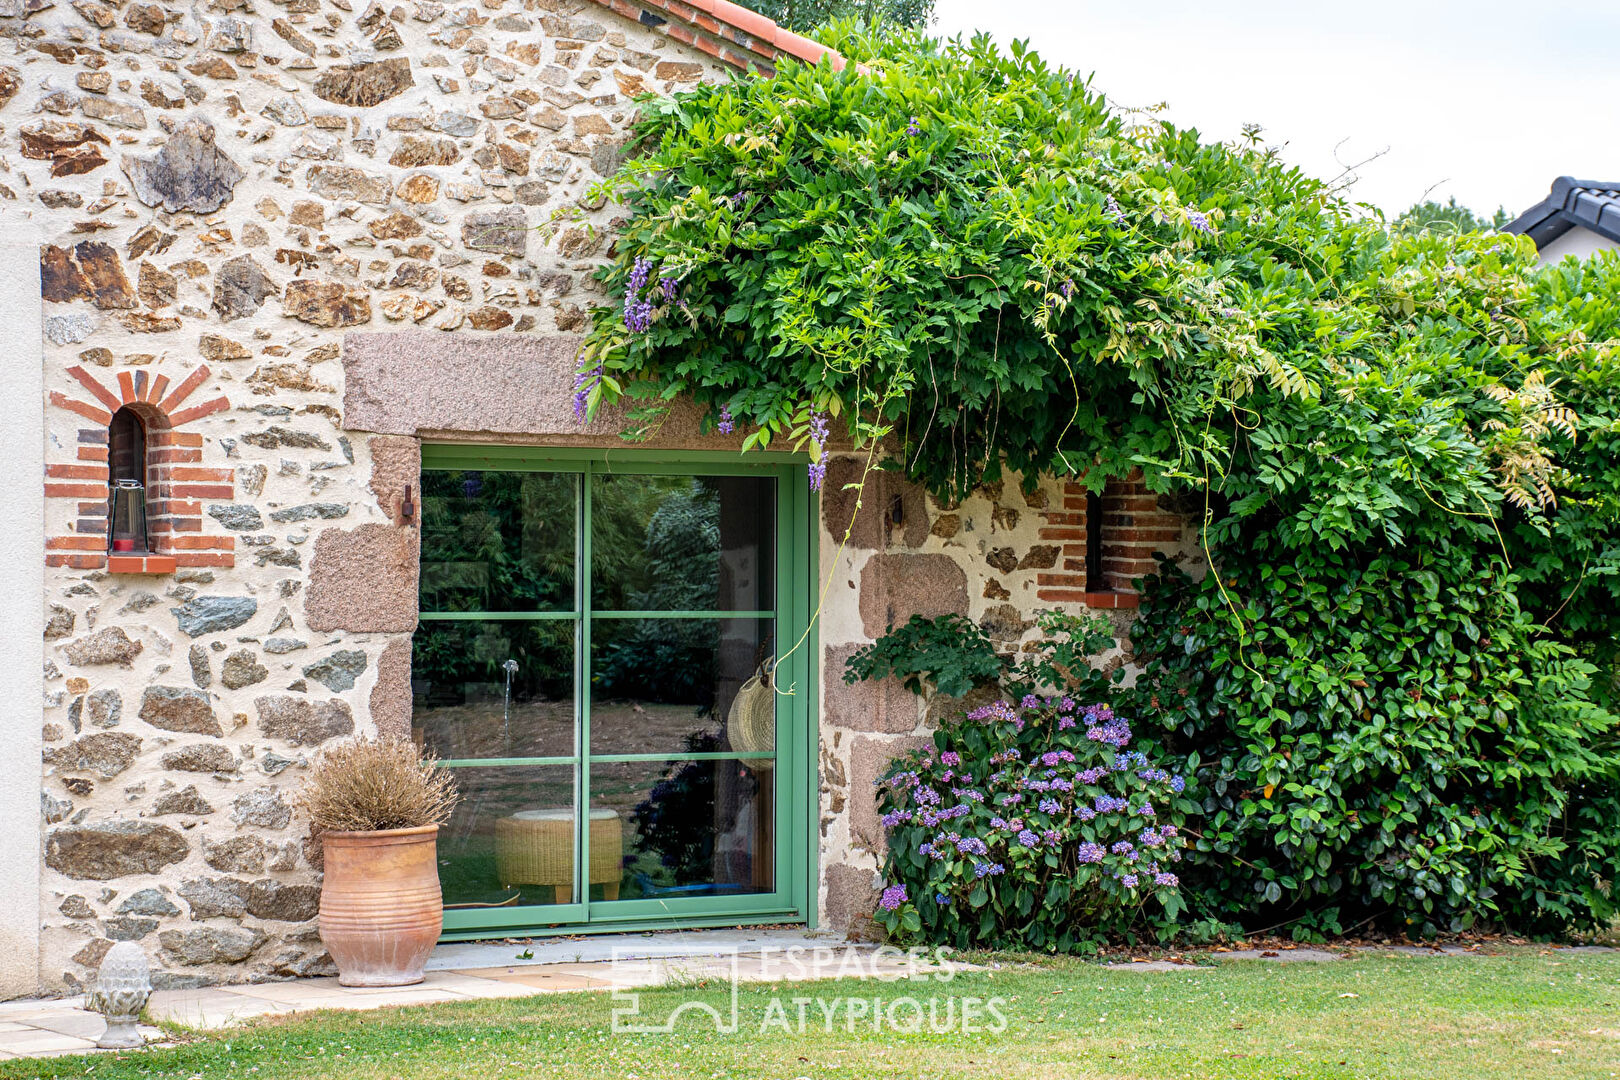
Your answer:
[873,696,1193,951]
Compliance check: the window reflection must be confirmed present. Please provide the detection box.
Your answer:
[592,475,774,612]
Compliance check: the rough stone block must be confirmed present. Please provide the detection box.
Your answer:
[857,553,969,639]
[822,643,918,734]
[304,524,418,633]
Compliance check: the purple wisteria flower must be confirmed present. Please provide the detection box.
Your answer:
[1059,278,1075,299]
[659,276,678,301]
[906,115,921,136]
[806,409,829,492]
[1076,841,1105,863]
[1105,194,1126,226]
[622,256,654,332]
[716,403,735,435]
[572,362,603,422]
[879,884,907,911]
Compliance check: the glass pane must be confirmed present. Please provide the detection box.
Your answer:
[589,618,774,758]
[439,765,584,908]
[590,758,774,900]
[420,470,576,613]
[591,474,775,612]
[412,620,575,760]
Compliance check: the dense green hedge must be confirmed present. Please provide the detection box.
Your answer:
[580,25,1620,938]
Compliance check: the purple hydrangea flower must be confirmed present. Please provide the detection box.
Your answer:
[966,701,1020,725]
[1076,841,1105,864]
[1120,873,1139,888]
[941,751,961,767]
[1170,776,1186,793]
[1154,871,1179,887]
[935,892,949,905]
[1078,807,1096,822]
[1111,840,1134,855]
[879,884,907,911]
[880,811,907,828]
[1017,829,1039,849]
[1039,798,1061,814]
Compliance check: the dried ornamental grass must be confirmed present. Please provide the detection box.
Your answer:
[298,737,460,833]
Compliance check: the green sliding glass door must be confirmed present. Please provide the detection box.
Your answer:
[413,446,814,938]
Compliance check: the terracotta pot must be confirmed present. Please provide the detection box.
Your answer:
[318,825,443,987]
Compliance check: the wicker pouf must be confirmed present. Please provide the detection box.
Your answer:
[495,809,623,903]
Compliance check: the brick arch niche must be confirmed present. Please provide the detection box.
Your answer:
[46,364,235,573]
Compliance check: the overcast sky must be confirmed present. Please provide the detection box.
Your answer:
[930,0,1620,218]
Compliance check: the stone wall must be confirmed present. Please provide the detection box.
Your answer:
[813,458,1202,936]
[14,0,734,993]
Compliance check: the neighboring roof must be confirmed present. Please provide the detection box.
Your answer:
[1504,176,1620,249]
[586,0,849,75]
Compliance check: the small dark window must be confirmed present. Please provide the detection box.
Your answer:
[107,406,149,554]
[1084,491,1105,593]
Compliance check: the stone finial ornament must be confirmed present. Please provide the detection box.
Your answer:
[85,941,151,1049]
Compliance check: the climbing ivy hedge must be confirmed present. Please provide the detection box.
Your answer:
[579,25,1620,937]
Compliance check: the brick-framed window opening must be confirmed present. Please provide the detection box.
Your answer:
[1036,470,1178,609]
[46,365,236,574]
[107,405,150,555]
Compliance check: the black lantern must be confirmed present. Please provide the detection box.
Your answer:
[109,478,147,554]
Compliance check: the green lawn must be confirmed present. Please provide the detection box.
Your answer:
[8,947,1618,1080]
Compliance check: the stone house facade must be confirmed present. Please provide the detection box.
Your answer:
[0,0,1199,997]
